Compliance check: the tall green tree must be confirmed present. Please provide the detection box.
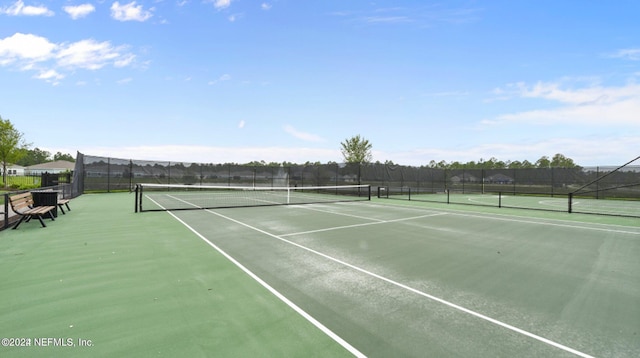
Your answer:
[16,147,51,166]
[0,116,29,187]
[54,152,75,162]
[340,135,373,164]
[535,156,551,168]
[550,153,577,168]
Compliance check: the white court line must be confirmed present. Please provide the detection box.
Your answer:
[281,213,446,237]
[299,205,387,222]
[201,207,595,358]
[146,196,367,358]
[373,201,640,236]
[448,210,640,236]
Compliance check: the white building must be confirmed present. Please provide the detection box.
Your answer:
[25,161,75,175]
[2,164,25,176]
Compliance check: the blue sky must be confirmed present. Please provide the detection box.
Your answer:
[1,0,639,166]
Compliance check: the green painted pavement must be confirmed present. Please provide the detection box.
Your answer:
[0,193,353,357]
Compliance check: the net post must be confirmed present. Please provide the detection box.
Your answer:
[138,184,144,212]
[408,187,411,201]
[568,192,573,213]
[498,191,502,208]
[287,186,291,204]
[135,184,139,213]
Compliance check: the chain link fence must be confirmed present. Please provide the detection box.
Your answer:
[71,153,640,218]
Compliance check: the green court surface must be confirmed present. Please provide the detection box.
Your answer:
[1,193,639,357]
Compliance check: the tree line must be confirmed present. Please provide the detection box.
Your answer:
[0,116,579,185]
[14,147,75,166]
[424,153,578,170]
[339,135,579,169]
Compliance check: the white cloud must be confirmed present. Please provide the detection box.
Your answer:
[364,16,411,24]
[261,3,271,10]
[517,80,638,105]
[208,73,231,84]
[0,0,54,16]
[34,69,64,86]
[111,1,153,22]
[56,39,129,70]
[35,69,62,79]
[212,0,232,10]
[238,120,246,129]
[485,81,640,126]
[283,125,325,142]
[114,54,136,67]
[63,4,95,19]
[0,33,57,64]
[608,48,640,61]
[492,98,640,126]
[338,4,481,27]
[0,33,137,82]
[228,13,242,22]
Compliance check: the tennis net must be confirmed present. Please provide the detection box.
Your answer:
[135,183,371,212]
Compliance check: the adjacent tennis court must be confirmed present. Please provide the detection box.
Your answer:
[1,191,639,357]
[381,190,640,217]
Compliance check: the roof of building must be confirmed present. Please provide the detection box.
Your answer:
[25,160,75,171]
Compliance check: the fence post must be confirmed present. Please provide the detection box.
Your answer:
[107,157,111,193]
[462,169,465,194]
[129,160,133,190]
[3,193,8,229]
[596,166,600,199]
[551,167,555,197]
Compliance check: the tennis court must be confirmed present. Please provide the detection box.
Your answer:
[1,191,639,357]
